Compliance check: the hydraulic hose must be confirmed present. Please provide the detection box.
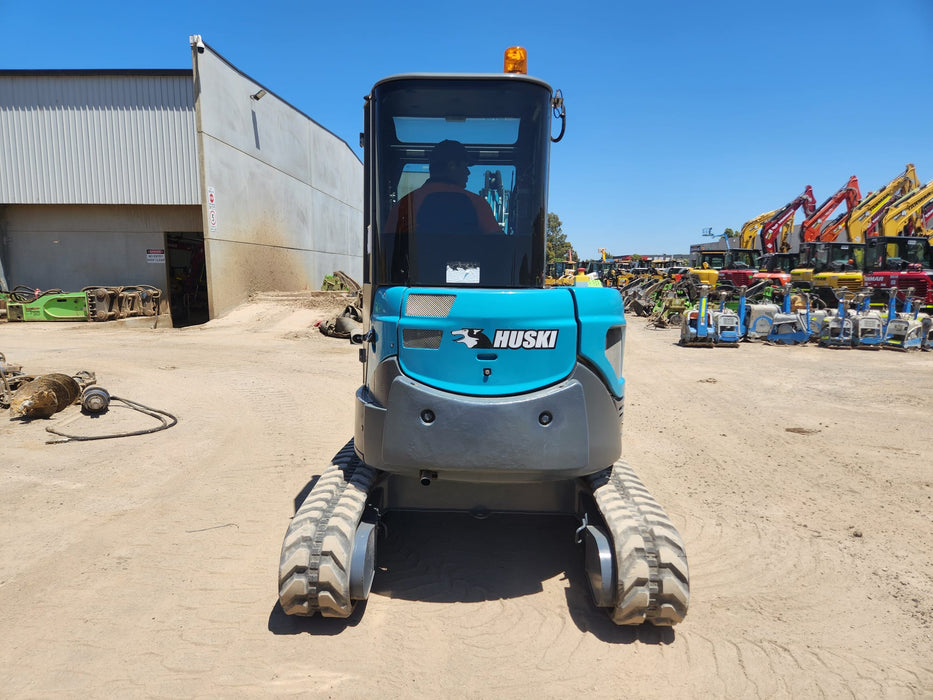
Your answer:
[45,395,178,444]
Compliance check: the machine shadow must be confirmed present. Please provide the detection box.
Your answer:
[371,510,676,644]
[371,511,573,602]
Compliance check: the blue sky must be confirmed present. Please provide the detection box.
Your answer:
[2,0,931,258]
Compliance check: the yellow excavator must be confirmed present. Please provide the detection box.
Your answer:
[875,179,933,238]
[791,240,866,305]
[792,168,923,298]
[685,209,781,289]
[846,164,919,243]
[860,181,933,308]
[739,208,781,250]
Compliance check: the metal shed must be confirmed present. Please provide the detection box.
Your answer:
[0,37,363,326]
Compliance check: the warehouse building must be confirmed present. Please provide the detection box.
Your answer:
[0,35,362,326]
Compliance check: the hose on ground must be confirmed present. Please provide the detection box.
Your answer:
[45,395,178,444]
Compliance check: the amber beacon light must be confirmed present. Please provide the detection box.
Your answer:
[503,46,528,74]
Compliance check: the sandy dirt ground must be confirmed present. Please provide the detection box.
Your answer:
[1,292,931,699]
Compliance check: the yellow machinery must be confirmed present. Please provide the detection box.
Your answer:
[847,164,919,243]
[739,208,780,250]
[687,248,759,289]
[545,261,576,286]
[738,187,816,255]
[688,260,719,287]
[791,241,866,304]
[875,179,933,238]
[800,175,933,302]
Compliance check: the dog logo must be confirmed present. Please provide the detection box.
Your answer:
[451,328,493,349]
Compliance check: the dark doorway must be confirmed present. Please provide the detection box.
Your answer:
[165,232,208,327]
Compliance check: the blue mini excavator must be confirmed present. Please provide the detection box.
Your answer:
[277,48,689,626]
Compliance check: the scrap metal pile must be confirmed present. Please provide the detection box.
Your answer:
[316,271,365,341]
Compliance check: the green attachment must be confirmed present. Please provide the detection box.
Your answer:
[6,292,89,322]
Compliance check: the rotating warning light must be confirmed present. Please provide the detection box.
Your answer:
[503,46,527,74]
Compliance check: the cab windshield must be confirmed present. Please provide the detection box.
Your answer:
[697,253,726,269]
[368,77,551,288]
[729,250,758,268]
[806,243,864,272]
[866,238,929,269]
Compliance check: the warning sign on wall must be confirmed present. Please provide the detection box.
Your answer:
[147,249,166,264]
[208,186,217,232]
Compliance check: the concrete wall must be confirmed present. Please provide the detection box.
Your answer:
[191,39,363,318]
[0,204,201,293]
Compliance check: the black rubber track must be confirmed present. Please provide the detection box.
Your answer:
[278,441,377,618]
[587,459,690,626]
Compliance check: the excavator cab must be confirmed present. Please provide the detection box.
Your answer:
[863,237,933,309]
[369,76,550,289]
[792,241,865,305]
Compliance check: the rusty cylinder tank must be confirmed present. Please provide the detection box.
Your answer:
[8,374,81,419]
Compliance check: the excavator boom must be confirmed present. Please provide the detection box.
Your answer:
[760,186,817,253]
[739,209,780,250]
[800,175,861,243]
[846,164,919,243]
[877,180,933,238]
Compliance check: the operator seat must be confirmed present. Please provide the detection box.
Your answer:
[416,192,480,235]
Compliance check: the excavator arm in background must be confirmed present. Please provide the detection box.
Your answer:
[739,208,780,249]
[800,175,861,243]
[846,163,919,243]
[877,179,933,238]
[760,186,817,253]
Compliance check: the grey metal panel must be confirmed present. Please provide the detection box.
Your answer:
[0,73,199,205]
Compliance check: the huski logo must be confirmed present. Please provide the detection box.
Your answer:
[492,329,559,349]
[451,329,494,349]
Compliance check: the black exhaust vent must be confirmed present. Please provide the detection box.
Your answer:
[403,329,444,349]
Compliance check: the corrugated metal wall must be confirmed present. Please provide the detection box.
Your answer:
[0,71,199,205]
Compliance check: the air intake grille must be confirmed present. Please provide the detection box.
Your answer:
[403,329,444,349]
[406,294,456,317]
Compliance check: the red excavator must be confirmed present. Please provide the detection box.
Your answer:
[800,175,861,243]
[760,186,817,253]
